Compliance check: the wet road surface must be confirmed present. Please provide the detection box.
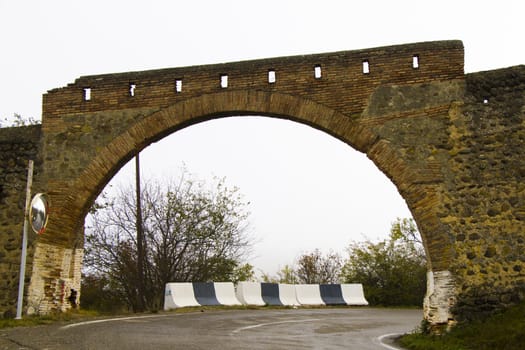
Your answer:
[0,308,421,349]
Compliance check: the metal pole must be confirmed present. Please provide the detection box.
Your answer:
[15,160,34,319]
[135,154,145,312]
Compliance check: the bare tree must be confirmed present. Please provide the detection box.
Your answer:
[295,249,342,284]
[0,113,40,127]
[84,171,252,311]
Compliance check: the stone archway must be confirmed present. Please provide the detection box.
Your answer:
[31,90,455,324]
[1,41,523,327]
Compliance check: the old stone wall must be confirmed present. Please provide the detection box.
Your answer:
[379,65,525,325]
[447,66,525,321]
[0,125,41,317]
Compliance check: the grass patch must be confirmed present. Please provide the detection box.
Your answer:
[0,309,103,329]
[399,302,525,350]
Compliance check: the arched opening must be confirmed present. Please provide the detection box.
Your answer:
[82,115,424,312]
[32,91,450,317]
[93,116,413,276]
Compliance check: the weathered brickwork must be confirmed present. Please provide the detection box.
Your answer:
[1,40,523,327]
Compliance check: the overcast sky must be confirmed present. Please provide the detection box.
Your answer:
[1,0,523,276]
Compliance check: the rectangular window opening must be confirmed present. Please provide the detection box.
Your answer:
[362,60,370,74]
[175,79,182,93]
[220,74,228,88]
[83,87,91,101]
[268,69,276,84]
[314,65,322,79]
[412,55,420,69]
[129,83,137,97]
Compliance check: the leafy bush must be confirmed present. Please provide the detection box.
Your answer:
[341,218,427,306]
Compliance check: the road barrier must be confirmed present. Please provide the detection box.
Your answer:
[235,281,266,306]
[278,283,300,306]
[165,282,242,309]
[164,282,368,309]
[320,284,347,305]
[193,282,220,306]
[341,284,369,305]
[295,284,325,305]
[164,282,200,310]
[261,283,282,306]
[214,282,242,306]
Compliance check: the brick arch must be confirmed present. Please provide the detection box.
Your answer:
[41,90,449,273]
[57,91,377,233]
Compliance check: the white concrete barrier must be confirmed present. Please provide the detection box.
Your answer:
[164,282,200,310]
[214,282,241,306]
[295,284,325,305]
[341,283,369,305]
[235,282,265,306]
[278,283,299,306]
[164,282,364,309]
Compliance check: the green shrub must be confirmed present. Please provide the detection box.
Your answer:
[400,301,525,350]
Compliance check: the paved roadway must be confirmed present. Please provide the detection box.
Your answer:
[0,308,421,349]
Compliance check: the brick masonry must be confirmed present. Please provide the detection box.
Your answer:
[0,40,524,327]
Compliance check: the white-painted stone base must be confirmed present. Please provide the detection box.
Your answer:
[424,270,456,328]
[26,242,83,315]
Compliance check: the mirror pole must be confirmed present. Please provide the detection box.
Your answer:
[135,154,146,312]
[15,160,33,319]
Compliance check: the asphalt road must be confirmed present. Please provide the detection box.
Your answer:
[0,308,421,350]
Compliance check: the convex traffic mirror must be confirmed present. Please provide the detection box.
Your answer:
[30,193,49,234]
